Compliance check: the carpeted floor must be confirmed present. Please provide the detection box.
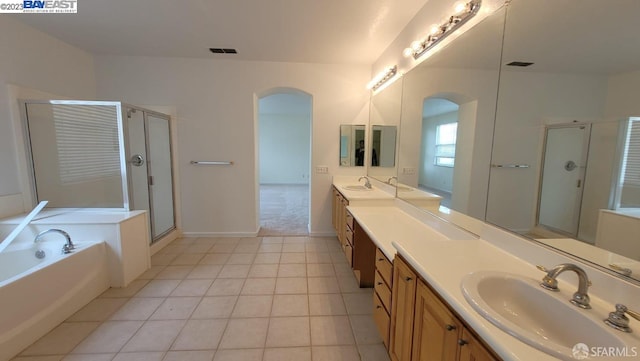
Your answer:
[259,184,309,236]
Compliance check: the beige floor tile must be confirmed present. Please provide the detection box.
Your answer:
[311,345,360,361]
[72,321,144,354]
[307,277,340,294]
[121,320,185,352]
[310,316,355,345]
[307,264,335,277]
[305,252,332,264]
[194,237,218,246]
[261,237,284,244]
[330,252,349,264]
[101,280,149,298]
[209,244,237,254]
[226,253,256,264]
[350,315,383,345]
[343,293,373,315]
[191,296,237,318]
[263,347,311,361]
[112,352,164,361]
[277,264,307,277]
[62,354,115,361]
[217,265,250,278]
[358,343,391,361]
[282,244,306,253]
[163,350,215,361]
[240,237,262,245]
[253,253,281,264]
[135,280,181,298]
[274,277,307,294]
[247,264,279,278]
[109,298,164,321]
[215,238,241,245]
[151,254,178,266]
[21,322,100,355]
[336,276,369,294]
[150,297,200,320]
[206,279,245,296]
[170,254,204,266]
[233,244,260,253]
[138,266,165,280]
[333,263,354,277]
[271,294,309,316]
[184,243,214,254]
[67,298,128,322]
[154,266,194,280]
[198,253,230,265]
[231,295,273,317]
[186,265,223,279]
[170,279,213,297]
[283,236,308,244]
[212,349,262,361]
[266,317,310,347]
[218,318,269,349]
[279,252,306,264]
[309,294,347,316]
[171,319,227,350]
[305,243,329,253]
[258,244,282,253]
[157,244,189,255]
[241,278,276,295]
[12,356,63,361]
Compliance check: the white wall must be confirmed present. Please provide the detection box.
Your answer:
[419,111,457,192]
[0,18,96,218]
[94,56,370,236]
[259,113,310,184]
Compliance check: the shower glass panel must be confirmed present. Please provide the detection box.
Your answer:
[146,114,175,238]
[126,109,150,213]
[537,125,591,236]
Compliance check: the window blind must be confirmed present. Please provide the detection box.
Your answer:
[53,105,121,184]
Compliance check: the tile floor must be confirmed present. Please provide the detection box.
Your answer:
[12,236,391,361]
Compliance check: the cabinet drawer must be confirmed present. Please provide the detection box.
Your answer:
[346,211,354,231]
[375,270,392,312]
[345,226,353,246]
[375,248,393,286]
[373,292,390,349]
[344,242,353,266]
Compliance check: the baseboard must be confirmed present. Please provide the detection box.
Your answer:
[182,231,260,238]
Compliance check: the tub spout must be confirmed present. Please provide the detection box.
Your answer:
[34,229,75,254]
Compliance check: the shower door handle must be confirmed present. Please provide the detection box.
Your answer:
[129,154,145,167]
[577,179,582,188]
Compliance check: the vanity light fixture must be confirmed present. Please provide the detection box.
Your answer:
[367,65,398,92]
[404,0,482,60]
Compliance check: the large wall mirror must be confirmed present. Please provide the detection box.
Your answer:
[388,0,640,283]
[340,124,366,167]
[486,0,640,279]
[368,76,403,182]
[397,4,505,217]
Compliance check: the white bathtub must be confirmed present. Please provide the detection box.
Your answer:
[0,241,110,361]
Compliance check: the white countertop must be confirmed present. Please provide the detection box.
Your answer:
[332,177,395,201]
[346,203,640,361]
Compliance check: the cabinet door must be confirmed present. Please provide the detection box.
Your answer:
[412,280,461,361]
[390,257,417,361]
[458,328,497,361]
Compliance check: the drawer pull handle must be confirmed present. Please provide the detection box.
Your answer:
[458,339,468,346]
[377,282,384,286]
[376,305,382,309]
[405,276,413,281]
[446,324,456,331]
[378,258,385,261]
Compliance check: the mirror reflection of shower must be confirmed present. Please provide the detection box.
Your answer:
[419,98,460,208]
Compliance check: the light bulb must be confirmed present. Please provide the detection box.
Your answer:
[410,40,422,52]
[430,24,440,35]
[403,48,414,58]
[454,1,467,14]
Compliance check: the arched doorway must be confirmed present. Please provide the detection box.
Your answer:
[257,89,312,235]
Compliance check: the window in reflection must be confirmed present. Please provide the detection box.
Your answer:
[434,122,458,167]
[618,117,640,208]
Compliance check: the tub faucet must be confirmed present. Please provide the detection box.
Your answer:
[34,229,75,254]
[358,176,372,189]
[537,263,592,309]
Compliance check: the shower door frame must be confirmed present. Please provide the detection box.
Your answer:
[121,104,177,242]
[535,123,592,238]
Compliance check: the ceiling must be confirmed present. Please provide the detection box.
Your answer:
[12,0,430,65]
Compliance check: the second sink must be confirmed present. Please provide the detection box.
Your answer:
[461,271,625,360]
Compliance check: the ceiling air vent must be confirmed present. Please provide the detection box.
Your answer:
[506,61,534,67]
[209,48,238,54]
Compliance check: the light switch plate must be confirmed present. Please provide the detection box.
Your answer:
[402,167,416,175]
[315,166,329,174]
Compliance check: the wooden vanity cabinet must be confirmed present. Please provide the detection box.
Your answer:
[332,186,349,248]
[373,248,393,349]
[390,256,499,361]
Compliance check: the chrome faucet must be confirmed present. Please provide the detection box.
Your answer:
[386,176,398,185]
[604,304,640,333]
[537,263,592,309]
[34,229,75,254]
[358,176,372,189]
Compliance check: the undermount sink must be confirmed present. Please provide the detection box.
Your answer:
[396,185,413,192]
[461,271,625,360]
[343,185,372,191]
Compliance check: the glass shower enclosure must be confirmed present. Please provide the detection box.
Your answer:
[21,100,176,242]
